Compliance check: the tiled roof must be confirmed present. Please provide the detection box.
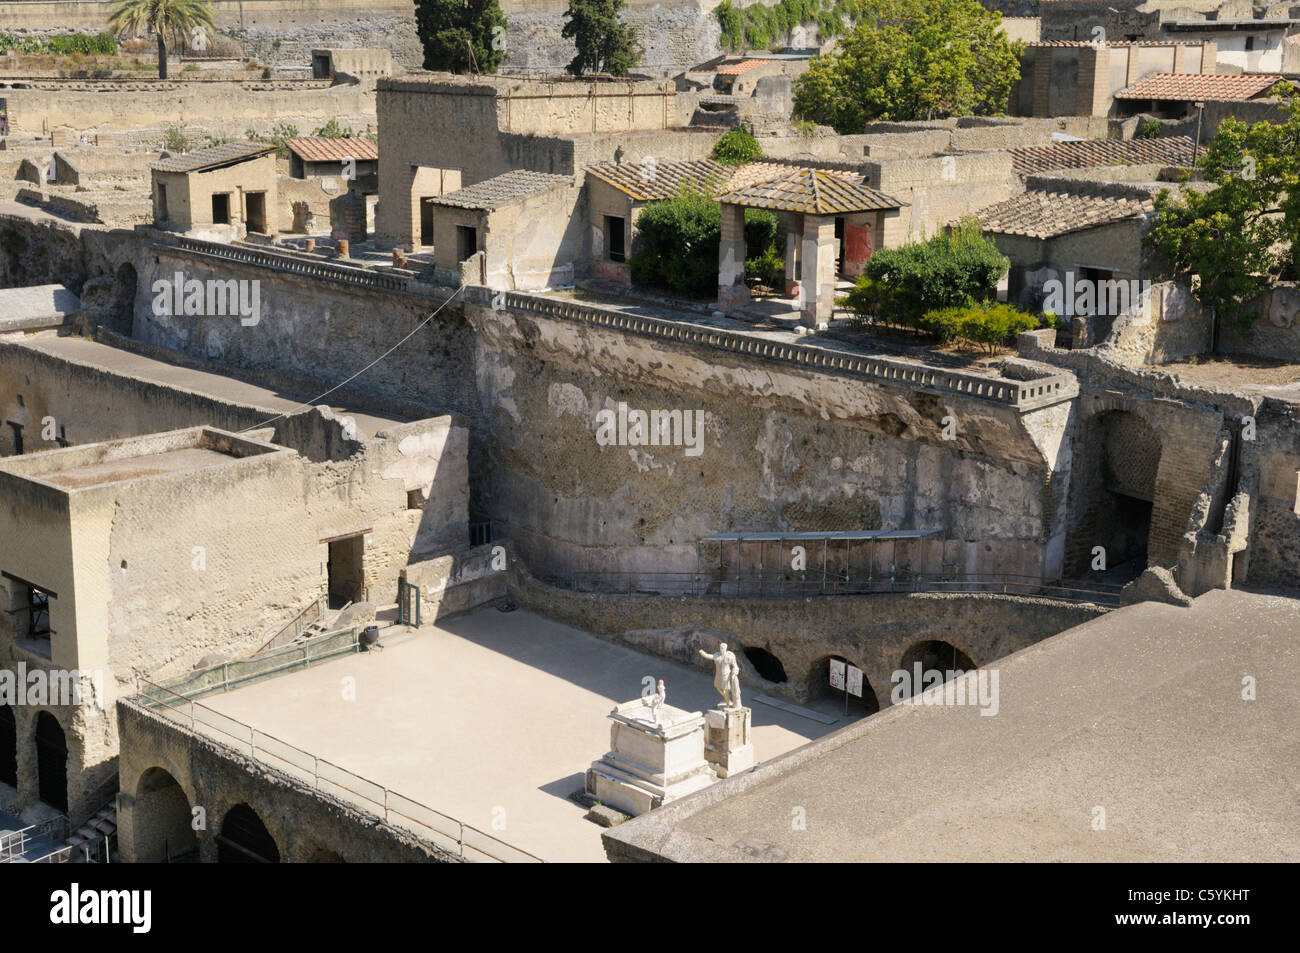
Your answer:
[150,141,275,173]
[430,170,571,210]
[285,136,378,162]
[1008,136,1199,175]
[1116,73,1284,102]
[722,161,861,192]
[974,188,1155,240]
[716,59,767,76]
[717,168,905,214]
[586,158,729,201]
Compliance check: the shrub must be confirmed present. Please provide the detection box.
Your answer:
[743,207,779,257]
[848,219,1009,326]
[921,302,1045,352]
[1136,119,1162,140]
[711,127,763,166]
[745,244,785,287]
[161,124,189,153]
[313,118,353,138]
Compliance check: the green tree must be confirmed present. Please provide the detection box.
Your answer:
[562,0,641,76]
[792,0,1021,131]
[711,127,764,165]
[107,0,215,80]
[414,0,508,74]
[1147,85,1300,329]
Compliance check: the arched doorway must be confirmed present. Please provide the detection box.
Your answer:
[1066,409,1161,580]
[896,640,977,700]
[806,655,879,715]
[111,262,138,335]
[133,767,197,863]
[743,646,788,683]
[217,804,279,863]
[0,704,16,788]
[34,711,67,813]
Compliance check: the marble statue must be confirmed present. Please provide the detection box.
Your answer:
[649,678,666,726]
[699,643,742,708]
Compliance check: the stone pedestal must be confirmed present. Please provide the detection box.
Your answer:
[585,699,717,817]
[704,706,753,778]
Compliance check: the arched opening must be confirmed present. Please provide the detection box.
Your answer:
[34,711,67,813]
[217,804,279,863]
[743,646,787,683]
[805,655,879,715]
[303,847,346,863]
[133,767,197,863]
[1066,410,1161,581]
[0,704,16,788]
[896,640,977,700]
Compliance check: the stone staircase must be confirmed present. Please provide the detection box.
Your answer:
[66,803,117,863]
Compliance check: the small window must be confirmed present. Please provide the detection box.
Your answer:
[1245,36,1255,52]
[212,193,231,225]
[407,488,425,510]
[457,224,477,263]
[27,586,51,640]
[605,215,626,263]
[158,183,168,221]
[6,421,22,455]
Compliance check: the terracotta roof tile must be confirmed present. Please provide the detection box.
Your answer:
[430,170,570,210]
[717,168,906,215]
[1008,136,1199,174]
[716,59,768,76]
[150,141,274,173]
[586,158,729,201]
[974,188,1155,240]
[1116,73,1283,102]
[285,136,378,162]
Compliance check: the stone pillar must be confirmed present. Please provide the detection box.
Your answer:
[1075,45,1111,117]
[800,214,836,327]
[784,230,800,296]
[1200,42,1217,73]
[1172,43,1187,75]
[1033,50,1052,118]
[1126,45,1140,86]
[704,706,754,778]
[717,202,749,313]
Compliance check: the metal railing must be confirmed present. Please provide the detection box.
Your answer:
[539,570,1122,605]
[252,594,326,656]
[132,679,542,864]
[0,814,72,864]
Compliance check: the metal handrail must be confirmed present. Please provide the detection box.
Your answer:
[252,594,326,656]
[538,569,1122,605]
[132,678,543,864]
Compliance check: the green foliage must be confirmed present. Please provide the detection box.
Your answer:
[746,244,785,288]
[920,301,1043,352]
[161,123,189,152]
[246,121,300,158]
[715,0,857,52]
[562,0,641,76]
[0,32,119,55]
[312,118,353,138]
[793,118,818,138]
[628,193,780,297]
[108,0,215,79]
[413,0,508,74]
[792,0,1022,131]
[1146,84,1300,329]
[711,127,764,165]
[847,219,1009,325]
[1136,119,1162,140]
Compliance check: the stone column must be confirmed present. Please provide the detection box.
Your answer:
[717,202,749,313]
[800,214,836,328]
[784,228,800,296]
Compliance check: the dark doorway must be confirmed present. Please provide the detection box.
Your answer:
[834,216,845,275]
[134,767,197,862]
[605,215,626,263]
[217,804,279,863]
[457,224,477,263]
[743,646,787,683]
[34,711,67,813]
[326,535,365,610]
[0,705,16,788]
[807,655,879,714]
[312,53,331,79]
[7,421,22,455]
[897,640,976,700]
[420,197,435,247]
[211,193,230,225]
[158,183,169,222]
[245,192,267,234]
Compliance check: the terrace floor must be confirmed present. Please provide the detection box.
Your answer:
[196,607,847,862]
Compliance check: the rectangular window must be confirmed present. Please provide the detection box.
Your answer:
[605,215,626,263]
[27,586,50,640]
[212,193,230,225]
[457,225,477,263]
[158,183,168,221]
[6,421,22,455]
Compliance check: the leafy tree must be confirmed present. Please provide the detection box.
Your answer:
[414,0,508,74]
[313,118,353,138]
[107,0,215,80]
[1147,85,1300,329]
[792,0,1022,131]
[711,127,764,165]
[562,0,641,77]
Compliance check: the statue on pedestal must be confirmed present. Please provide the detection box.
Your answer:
[648,678,666,726]
[699,642,742,709]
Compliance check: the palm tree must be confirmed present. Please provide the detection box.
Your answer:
[107,0,216,80]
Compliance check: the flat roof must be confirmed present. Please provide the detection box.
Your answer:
[194,607,845,862]
[36,445,240,490]
[603,588,1300,862]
